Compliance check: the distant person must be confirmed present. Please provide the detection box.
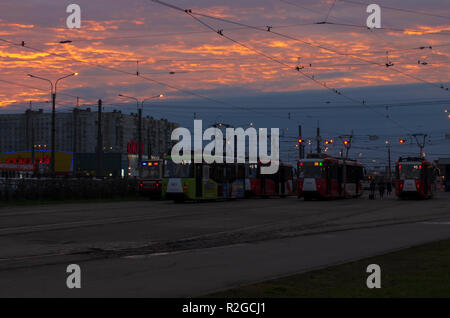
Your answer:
[386,182,392,196]
[369,179,376,199]
[378,181,385,200]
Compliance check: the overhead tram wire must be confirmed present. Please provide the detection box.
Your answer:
[323,0,338,23]
[315,21,450,37]
[153,1,450,93]
[191,15,413,133]
[0,38,291,120]
[278,1,450,60]
[52,21,317,44]
[150,1,422,133]
[337,0,450,21]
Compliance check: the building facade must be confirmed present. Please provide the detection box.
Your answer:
[0,108,178,177]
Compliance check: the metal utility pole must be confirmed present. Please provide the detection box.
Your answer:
[28,72,77,177]
[51,92,56,176]
[147,127,152,160]
[339,133,353,160]
[298,125,304,159]
[316,125,321,154]
[138,107,143,175]
[96,99,103,178]
[386,140,391,179]
[28,101,35,176]
[412,133,427,157]
[118,93,164,177]
[73,108,78,177]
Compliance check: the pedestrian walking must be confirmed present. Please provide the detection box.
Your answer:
[386,181,392,196]
[369,178,376,200]
[378,181,385,200]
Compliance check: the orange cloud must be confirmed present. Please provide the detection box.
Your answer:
[403,25,450,35]
[0,100,17,107]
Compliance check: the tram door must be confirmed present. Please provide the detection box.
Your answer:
[260,166,265,195]
[195,163,203,198]
[326,164,331,195]
[280,167,286,195]
[337,165,343,196]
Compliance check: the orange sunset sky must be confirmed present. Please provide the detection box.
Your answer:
[0,0,449,111]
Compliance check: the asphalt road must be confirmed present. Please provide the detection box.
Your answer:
[0,192,449,297]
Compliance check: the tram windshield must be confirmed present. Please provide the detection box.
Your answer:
[298,162,325,178]
[164,160,193,178]
[398,164,422,179]
[141,165,161,179]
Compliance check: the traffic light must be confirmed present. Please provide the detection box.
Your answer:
[343,140,350,146]
[324,140,330,145]
[399,138,406,144]
[298,138,304,144]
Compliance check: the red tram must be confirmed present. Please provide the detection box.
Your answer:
[245,162,294,197]
[394,157,437,199]
[297,154,364,200]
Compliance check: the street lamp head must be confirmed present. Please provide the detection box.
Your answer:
[159,94,164,98]
[27,74,34,78]
[74,72,78,76]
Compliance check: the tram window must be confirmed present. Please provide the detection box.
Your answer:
[210,164,224,183]
[203,165,210,180]
[298,163,325,178]
[398,164,421,179]
[227,165,236,182]
[164,160,193,178]
[328,165,338,179]
[141,165,161,179]
[237,164,245,179]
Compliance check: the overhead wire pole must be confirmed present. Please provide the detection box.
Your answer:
[28,101,35,177]
[298,125,304,159]
[385,140,392,179]
[339,133,353,160]
[27,72,77,177]
[142,94,164,161]
[412,133,428,157]
[316,123,321,154]
[118,94,164,178]
[96,99,103,179]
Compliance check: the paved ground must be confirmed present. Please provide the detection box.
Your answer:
[0,192,449,297]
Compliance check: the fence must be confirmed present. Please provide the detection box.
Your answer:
[0,178,140,201]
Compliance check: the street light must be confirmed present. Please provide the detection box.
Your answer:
[27,72,77,177]
[118,93,164,177]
